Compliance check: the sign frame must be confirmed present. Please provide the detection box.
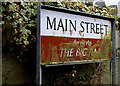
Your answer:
[36,5,116,85]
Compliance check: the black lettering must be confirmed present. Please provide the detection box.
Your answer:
[85,22,90,33]
[69,20,76,31]
[80,21,85,32]
[65,19,67,31]
[46,16,56,30]
[96,24,99,34]
[57,18,64,31]
[90,23,95,33]
[100,24,103,34]
[104,25,108,35]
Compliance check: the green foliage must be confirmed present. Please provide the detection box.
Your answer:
[1,2,119,84]
[2,2,37,59]
[2,1,119,60]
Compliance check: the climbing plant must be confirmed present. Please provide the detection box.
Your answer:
[1,1,119,85]
[2,1,119,61]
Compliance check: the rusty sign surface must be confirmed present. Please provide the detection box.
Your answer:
[39,5,113,65]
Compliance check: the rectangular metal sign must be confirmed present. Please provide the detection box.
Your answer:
[39,5,113,65]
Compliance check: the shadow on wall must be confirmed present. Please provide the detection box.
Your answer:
[2,27,36,85]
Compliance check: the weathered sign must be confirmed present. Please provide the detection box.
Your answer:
[39,6,112,65]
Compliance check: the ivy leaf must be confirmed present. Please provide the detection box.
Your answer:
[27,9,31,13]
[96,13,100,15]
[20,34,26,40]
[7,16,12,20]
[34,5,37,9]
[24,40,29,45]
[2,6,5,11]
[31,9,35,15]
[9,46,14,52]
[3,2,7,5]
[19,58,23,62]
[17,18,23,23]
[11,3,17,8]
[28,24,32,27]
[21,10,27,15]
[13,28,18,35]
[9,3,17,11]
[25,14,30,18]
[27,30,31,34]
[20,28,27,34]
[13,13,19,18]
[1,21,5,24]
[16,38,22,45]
[30,3,33,6]
[11,22,17,28]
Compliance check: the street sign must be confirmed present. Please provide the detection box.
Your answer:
[38,5,114,65]
[37,5,116,85]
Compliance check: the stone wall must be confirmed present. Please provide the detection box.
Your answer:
[2,27,36,85]
[1,20,119,85]
[2,53,32,85]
